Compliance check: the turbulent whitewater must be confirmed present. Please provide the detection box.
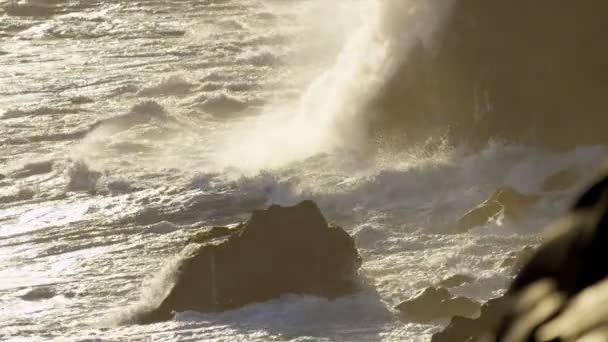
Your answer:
[1,0,607,341]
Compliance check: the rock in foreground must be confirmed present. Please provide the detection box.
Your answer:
[138,200,361,323]
[433,172,608,341]
[496,173,608,341]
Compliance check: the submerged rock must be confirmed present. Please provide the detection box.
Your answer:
[456,187,539,233]
[138,200,361,323]
[396,287,480,323]
[542,168,579,192]
[439,274,475,288]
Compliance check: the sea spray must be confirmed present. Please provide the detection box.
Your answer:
[217,0,455,172]
[102,243,200,326]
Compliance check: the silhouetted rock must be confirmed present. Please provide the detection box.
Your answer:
[431,296,509,342]
[396,287,480,323]
[495,173,608,341]
[439,274,475,288]
[138,200,361,323]
[456,187,539,232]
[542,168,579,192]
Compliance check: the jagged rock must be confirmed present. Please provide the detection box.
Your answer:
[138,200,361,323]
[396,287,480,323]
[456,187,539,233]
[439,274,475,288]
[431,296,509,342]
[542,168,579,192]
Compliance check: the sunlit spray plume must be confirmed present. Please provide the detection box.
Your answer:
[217,0,454,172]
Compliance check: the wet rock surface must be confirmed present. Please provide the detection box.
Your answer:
[431,296,509,342]
[396,287,480,323]
[456,187,539,233]
[138,200,361,323]
[438,274,475,288]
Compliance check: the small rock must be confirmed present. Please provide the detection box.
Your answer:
[456,187,539,233]
[70,96,94,105]
[439,274,475,288]
[396,287,480,323]
[19,286,56,301]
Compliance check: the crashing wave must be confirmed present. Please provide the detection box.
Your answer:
[137,76,195,98]
[65,160,101,193]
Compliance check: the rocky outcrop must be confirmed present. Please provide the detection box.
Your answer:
[456,187,539,233]
[396,287,480,323]
[138,200,361,323]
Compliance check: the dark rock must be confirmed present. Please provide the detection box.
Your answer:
[494,172,608,341]
[456,187,539,232]
[542,168,579,192]
[396,287,480,323]
[500,246,536,275]
[187,225,236,245]
[439,274,475,288]
[138,200,361,323]
[431,296,509,342]
[0,174,5,181]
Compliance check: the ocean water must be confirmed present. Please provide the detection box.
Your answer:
[1,1,606,341]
